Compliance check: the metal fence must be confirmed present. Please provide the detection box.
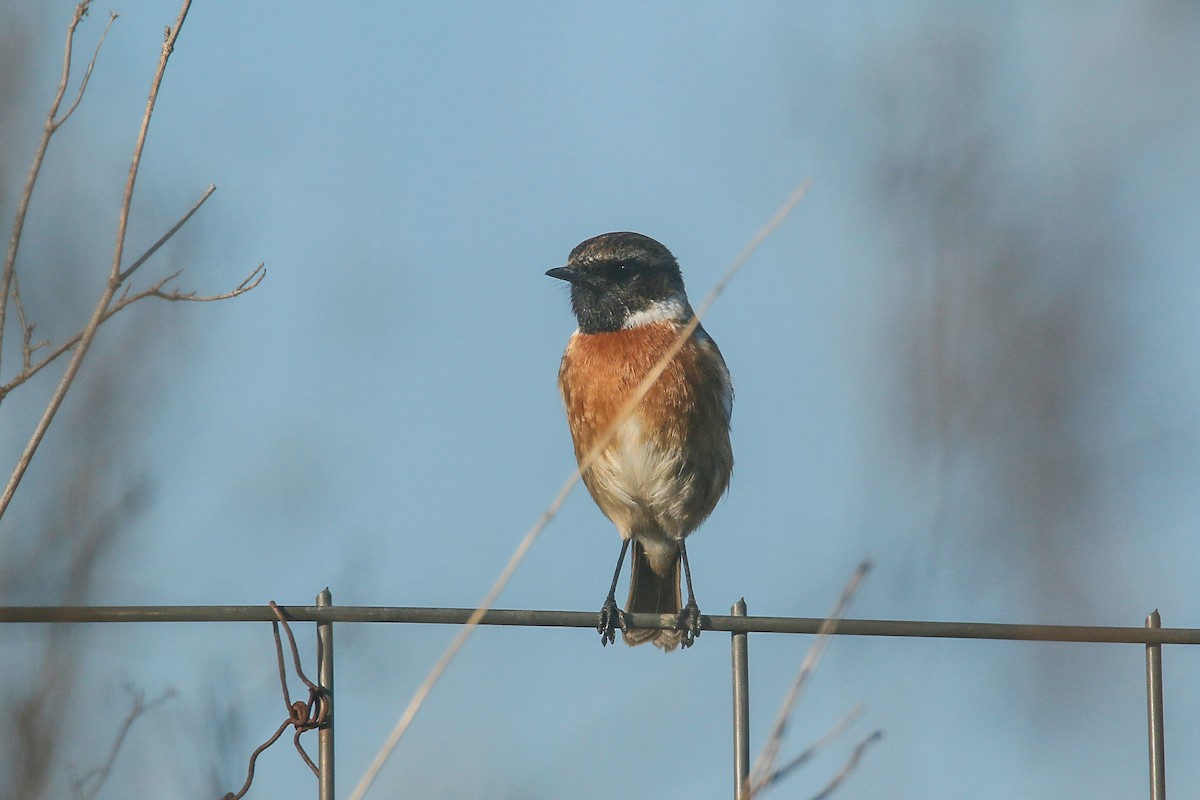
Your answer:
[2,593,1194,799]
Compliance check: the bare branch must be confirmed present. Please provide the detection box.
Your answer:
[70,689,175,800]
[2,0,94,374]
[54,11,118,129]
[110,2,193,285]
[118,183,215,282]
[10,271,48,372]
[111,264,265,308]
[0,0,195,520]
[0,264,263,401]
[150,264,266,302]
[348,181,812,800]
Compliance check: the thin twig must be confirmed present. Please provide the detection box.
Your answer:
[2,1,96,374]
[805,731,883,800]
[55,11,118,129]
[70,689,175,800]
[118,183,215,282]
[4,0,113,378]
[348,181,811,800]
[0,0,194,520]
[0,264,264,402]
[1,180,263,394]
[109,7,195,286]
[759,705,864,790]
[10,272,47,372]
[147,264,267,303]
[748,560,871,795]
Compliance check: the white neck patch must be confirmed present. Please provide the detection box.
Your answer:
[622,293,688,329]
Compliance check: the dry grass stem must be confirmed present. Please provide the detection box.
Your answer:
[806,731,882,800]
[760,704,863,789]
[747,560,871,797]
[349,181,810,800]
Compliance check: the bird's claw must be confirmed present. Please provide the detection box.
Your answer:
[677,599,703,648]
[598,596,626,646]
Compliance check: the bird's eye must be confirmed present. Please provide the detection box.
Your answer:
[608,261,635,281]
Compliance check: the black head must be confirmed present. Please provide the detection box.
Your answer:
[546,232,689,334]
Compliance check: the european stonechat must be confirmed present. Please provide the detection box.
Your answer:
[547,232,733,651]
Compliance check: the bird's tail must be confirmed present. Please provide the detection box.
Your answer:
[623,540,683,651]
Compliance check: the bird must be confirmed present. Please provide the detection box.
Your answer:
[547,232,733,650]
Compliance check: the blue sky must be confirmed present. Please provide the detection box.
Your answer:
[3,2,1200,798]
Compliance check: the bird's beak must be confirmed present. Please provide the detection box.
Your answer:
[545,265,577,282]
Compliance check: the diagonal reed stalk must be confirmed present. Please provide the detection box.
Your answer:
[349,181,811,800]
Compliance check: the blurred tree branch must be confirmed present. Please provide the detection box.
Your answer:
[69,689,176,800]
[5,361,156,798]
[0,0,264,520]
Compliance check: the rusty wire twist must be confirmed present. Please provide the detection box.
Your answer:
[220,601,329,800]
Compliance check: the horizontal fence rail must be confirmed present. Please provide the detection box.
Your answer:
[3,604,1199,645]
[0,598,1184,799]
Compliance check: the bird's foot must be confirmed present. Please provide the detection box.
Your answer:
[597,595,626,646]
[677,599,703,649]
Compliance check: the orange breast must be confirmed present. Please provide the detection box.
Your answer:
[557,322,733,540]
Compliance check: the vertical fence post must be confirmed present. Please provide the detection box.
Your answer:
[318,588,335,800]
[1146,610,1166,800]
[731,598,750,800]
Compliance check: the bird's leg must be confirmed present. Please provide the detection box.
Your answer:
[598,538,631,646]
[677,540,702,648]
